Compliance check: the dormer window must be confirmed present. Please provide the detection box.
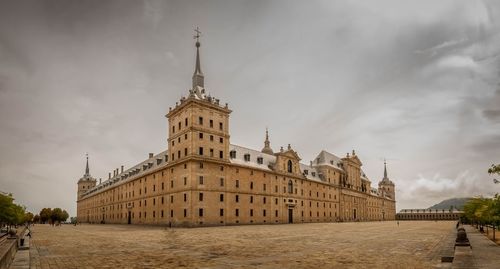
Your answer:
[244,154,250,162]
[230,150,236,159]
[304,170,309,175]
[257,157,263,164]
[157,159,162,165]
[330,160,334,165]
[312,172,316,177]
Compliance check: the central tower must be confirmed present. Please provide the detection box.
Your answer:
[166,28,232,164]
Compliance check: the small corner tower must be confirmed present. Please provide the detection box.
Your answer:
[77,154,97,200]
[378,160,395,200]
[261,128,274,155]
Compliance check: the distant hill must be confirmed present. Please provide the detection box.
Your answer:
[428,198,471,211]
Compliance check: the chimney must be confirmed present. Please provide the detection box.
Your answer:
[99,178,102,184]
[121,165,124,173]
[108,172,111,179]
[116,168,119,175]
[149,153,154,159]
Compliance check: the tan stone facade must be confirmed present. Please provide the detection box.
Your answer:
[76,38,396,227]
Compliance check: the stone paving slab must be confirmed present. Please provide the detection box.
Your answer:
[453,226,500,269]
[28,221,457,269]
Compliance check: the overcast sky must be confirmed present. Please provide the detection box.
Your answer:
[1,0,499,217]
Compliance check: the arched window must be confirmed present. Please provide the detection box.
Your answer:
[288,180,293,194]
[287,160,293,173]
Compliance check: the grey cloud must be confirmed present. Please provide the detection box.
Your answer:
[1,0,500,216]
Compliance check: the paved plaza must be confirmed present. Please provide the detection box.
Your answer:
[29,221,457,269]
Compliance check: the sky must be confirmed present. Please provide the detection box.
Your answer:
[0,0,499,217]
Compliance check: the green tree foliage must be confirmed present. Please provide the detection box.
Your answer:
[488,164,500,175]
[37,208,71,224]
[0,192,30,226]
[463,195,500,227]
[39,208,52,224]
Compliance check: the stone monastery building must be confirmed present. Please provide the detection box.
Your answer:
[77,34,396,227]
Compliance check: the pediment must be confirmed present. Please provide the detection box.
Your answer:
[277,149,301,161]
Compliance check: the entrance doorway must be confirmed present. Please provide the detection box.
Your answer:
[288,208,293,223]
[127,211,131,224]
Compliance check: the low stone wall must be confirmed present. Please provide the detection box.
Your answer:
[0,237,17,269]
[0,227,27,269]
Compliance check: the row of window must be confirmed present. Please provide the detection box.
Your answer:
[172,117,224,133]
[90,208,340,221]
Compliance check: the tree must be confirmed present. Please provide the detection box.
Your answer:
[33,215,40,223]
[24,212,34,224]
[61,210,69,223]
[488,164,500,175]
[0,192,28,226]
[51,208,63,224]
[39,208,52,224]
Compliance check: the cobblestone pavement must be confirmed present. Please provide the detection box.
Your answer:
[29,221,455,269]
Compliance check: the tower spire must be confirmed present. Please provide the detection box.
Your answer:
[261,127,274,155]
[383,159,388,179]
[192,27,204,89]
[85,153,90,176]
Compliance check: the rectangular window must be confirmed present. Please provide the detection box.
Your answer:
[184,193,187,202]
[235,195,239,203]
[199,193,204,201]
[275,210,278,217]
[209,119,213,128]
[250,209,253,217]
[178,122,181,130]
[199,176,204,185]
[161,197,164,204]
[219,137,223,143]
[199,117,203,125]
[184,148,187,156]
[199,132,203,139]
[263,197,267,204]
[220,178,224,187]
[263,184,266,191]
[185,118,188,126]
[235,209,239,217]
[244,154,250,162]
[257,157,263,164]
[220,209,224,217]
[219,122,223,130]
[177,150,181,159]
[199,147,204,156]
[161,210,164,218]
[184,177,187,185]
[219,151,223,159]
[230,151,236,159]
[263,210,266,217]
[236,180,239,188]
[250,196,253,203]
[250,182,253,189]
[170,210,174,218]
[184,209,187,217]
[199,208,203,217]
[172,126,175,133]
[170,195,173,203]
[210,148,214,157]
[220,194,224,202]
[210,135,214,141]
[162,182,164,190]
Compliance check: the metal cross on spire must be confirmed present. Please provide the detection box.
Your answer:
[194,27,201,44]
